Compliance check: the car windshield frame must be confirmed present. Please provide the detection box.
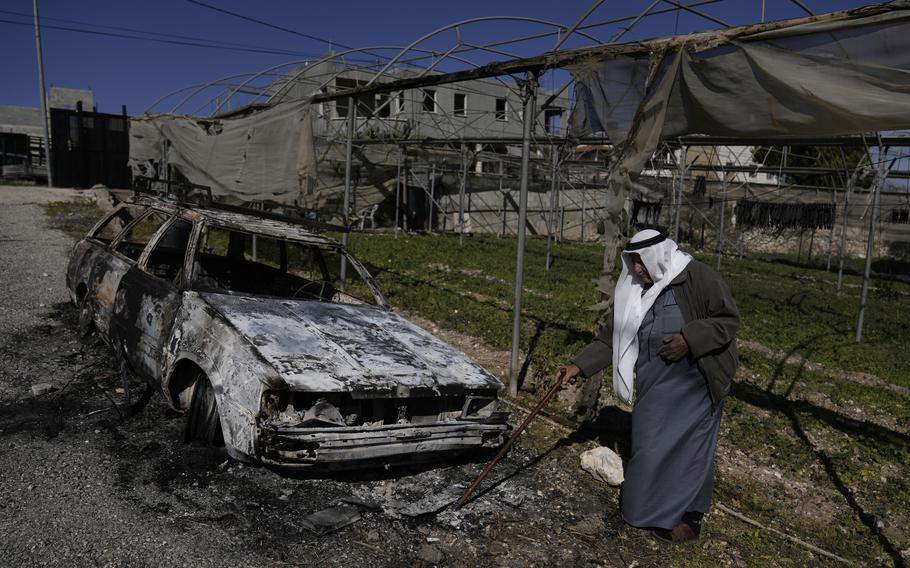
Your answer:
[187,222,388,308]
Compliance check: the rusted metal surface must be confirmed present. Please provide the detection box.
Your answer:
[66,196,510,467]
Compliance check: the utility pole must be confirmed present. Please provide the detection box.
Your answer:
[33,0,53,187]
[508,74,538,397]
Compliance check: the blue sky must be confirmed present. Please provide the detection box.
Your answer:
[1,0,873,114]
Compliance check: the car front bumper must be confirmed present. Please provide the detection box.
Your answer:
[257,421,510,468]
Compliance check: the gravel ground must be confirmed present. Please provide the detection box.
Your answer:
[0,186,627,567]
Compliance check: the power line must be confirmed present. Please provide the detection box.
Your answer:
[186,0,353,54]
[0,17,332,58]
[0,8,321,56]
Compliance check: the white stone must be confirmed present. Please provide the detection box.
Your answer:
[580,446,625,486]
[30,383,56,397]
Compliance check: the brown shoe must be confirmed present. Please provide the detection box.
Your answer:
[650,521,698,544]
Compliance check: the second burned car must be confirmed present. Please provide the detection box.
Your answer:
[66,196,510,468]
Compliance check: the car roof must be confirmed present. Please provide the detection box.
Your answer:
[130,196,342,247]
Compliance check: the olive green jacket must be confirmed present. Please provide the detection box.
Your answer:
[571,260,740,407]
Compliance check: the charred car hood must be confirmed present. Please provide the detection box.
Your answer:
[200,293,502,396]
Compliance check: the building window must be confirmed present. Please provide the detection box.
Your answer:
[453,93,467,117]
[376,93,391,118]
[495,98,508,121]
[395,92,405,114]
[335,77,375,118]
[422,89,437,113]
[892,208,909,224]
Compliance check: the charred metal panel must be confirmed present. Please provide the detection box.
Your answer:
[200,293,503,396]
[112,266,182,382]
[162,294,282,456]
[259,422,509,466]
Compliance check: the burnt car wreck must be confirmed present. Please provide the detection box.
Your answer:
[66,196,510,468]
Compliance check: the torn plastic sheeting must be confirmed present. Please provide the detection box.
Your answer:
[128,99,316,206]
[569,4,910,188]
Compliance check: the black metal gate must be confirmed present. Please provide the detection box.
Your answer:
[50,106,130,188]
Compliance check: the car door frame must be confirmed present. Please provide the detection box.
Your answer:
[112,213,201,384]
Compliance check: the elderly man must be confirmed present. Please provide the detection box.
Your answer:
[558,229,740,543]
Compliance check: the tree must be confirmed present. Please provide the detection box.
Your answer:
[751,145,871,188]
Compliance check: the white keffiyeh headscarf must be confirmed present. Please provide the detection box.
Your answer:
[612,229,692,404]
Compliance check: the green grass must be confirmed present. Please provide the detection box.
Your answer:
[345,232,910,390]
[342,232,910,564]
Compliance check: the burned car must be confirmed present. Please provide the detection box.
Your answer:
[66,197,510,467]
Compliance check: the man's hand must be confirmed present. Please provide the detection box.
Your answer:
[556,363,583,388]
[658,334,689,362]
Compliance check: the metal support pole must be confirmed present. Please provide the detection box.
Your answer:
[673,145,686,241]
[499,160,505,238]
[837,166,859,292]
[559,206,565,241]
[403,161,409,233]
[340,97,355,291]
[427,163,436,232]
[394,145,402,239]
[545,147,558,271]
[501,191,508,237]
[715,173,727,271]
[581,186,587,241]
[33,0,53,187]
[458,145,468,245]
[508,74,538,397]
[826,187,836,271]
[856,146,886,343]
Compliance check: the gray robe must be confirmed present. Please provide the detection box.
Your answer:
[620,288,723,529]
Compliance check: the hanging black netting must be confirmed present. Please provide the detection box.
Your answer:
[735,199,835,230]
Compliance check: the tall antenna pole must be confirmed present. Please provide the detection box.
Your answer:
[33,0,53,187]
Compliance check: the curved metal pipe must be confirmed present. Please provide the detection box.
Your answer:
[365,16,604,87]
[161,72,261,114]
[265,46,418,105]
[209,59,312,116]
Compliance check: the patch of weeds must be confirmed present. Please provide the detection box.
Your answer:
[738,349,910,426]
[41,199,105,240]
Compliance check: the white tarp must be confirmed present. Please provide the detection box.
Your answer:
[129,99,316,205]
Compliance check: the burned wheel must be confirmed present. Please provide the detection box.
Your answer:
[184,373,225,448]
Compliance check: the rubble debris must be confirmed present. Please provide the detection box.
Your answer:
[30,383,56,397]
[91,185,118,212]
[416,543,447,564]
[397,484,465,517]
[339,496,381,512]
[299,504,363,536]
[580,446,624,486]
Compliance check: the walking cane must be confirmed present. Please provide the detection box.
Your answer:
[456,370,567,508]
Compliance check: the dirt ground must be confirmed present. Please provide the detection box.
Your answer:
[0,186,630,567]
